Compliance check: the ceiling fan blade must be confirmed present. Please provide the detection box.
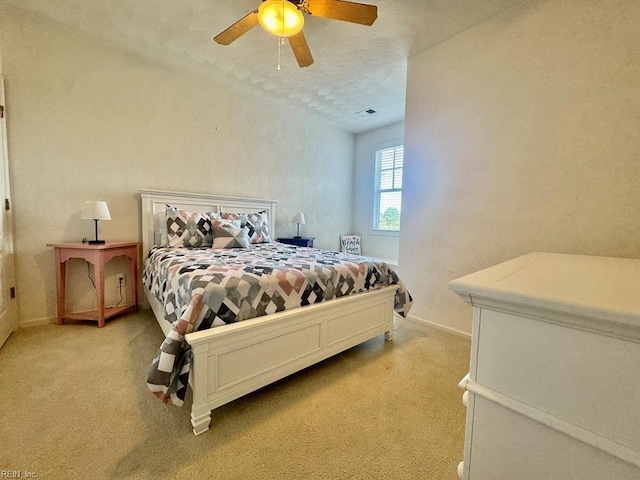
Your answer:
[288,32,314,67]
[213,10,259,45]
[306,0,377,26]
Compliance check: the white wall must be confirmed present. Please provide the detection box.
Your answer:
[400,0,640,335]
[0,5,356,325]
[353,121,404,264]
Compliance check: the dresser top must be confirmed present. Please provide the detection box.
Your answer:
[449,252,640,327]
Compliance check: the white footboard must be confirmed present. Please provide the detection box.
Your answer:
[185,286,397,435]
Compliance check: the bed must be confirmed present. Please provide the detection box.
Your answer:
[140,189,412,435]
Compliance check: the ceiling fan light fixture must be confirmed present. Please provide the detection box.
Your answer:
[258,0,304,37]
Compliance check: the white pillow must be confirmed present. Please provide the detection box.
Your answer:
[154,211,168,246]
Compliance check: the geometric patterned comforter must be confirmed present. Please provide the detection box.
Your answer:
[144,243,413,406]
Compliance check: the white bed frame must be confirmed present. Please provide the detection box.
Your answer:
[139,189,397,435]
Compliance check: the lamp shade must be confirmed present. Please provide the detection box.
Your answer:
[258,0,304,37]
[81,201,111,221]
[292,212,305,225]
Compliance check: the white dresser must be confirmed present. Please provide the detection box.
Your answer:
[449,252,640,480]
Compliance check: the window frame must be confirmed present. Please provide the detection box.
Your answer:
[371,139,404,236]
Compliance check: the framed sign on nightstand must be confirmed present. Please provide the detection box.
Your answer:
[340,235,362,255]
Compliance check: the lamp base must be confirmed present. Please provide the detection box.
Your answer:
[293,236,302,239]
[88,240,106,245]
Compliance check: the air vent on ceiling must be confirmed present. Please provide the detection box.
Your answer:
[355,108,377,118]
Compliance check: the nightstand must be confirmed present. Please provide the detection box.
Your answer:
[277,237,315,248]
[47,241,140,328]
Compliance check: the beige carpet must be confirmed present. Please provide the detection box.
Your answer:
[0,310,470,480]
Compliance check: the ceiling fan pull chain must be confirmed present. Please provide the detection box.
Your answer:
[277,0,284,70]
[277,37,282,70]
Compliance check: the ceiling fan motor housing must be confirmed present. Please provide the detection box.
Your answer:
[258,0,305,37]
[214,0,378,67]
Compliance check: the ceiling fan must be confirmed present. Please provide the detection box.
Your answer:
[213,0,378,68]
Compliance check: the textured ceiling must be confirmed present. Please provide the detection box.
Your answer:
[5,0,524,133]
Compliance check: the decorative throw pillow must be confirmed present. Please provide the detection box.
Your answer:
[212,221,250,249]
[241,210,272,244]
[166,205,213,247]
[218,212,242,227]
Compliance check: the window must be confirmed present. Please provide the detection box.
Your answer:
[372,142,403,233]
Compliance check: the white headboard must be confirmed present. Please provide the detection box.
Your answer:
[139,189,278,258]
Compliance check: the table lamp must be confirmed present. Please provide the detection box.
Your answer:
[292,212,305,238]
[81,201,111,244]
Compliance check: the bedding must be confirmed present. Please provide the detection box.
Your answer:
[144,243,413,405]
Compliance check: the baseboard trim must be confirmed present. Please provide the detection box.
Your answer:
[18,302,152,329]
[19,316,56,328]
[405,314,471,340]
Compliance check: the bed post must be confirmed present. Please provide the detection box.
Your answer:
[384,303,396,340]
[190,343,212,436]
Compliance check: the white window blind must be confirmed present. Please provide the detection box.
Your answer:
[373,144,403,232]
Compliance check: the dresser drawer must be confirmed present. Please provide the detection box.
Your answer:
[474,308,640,451]
[466,394,640,480]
